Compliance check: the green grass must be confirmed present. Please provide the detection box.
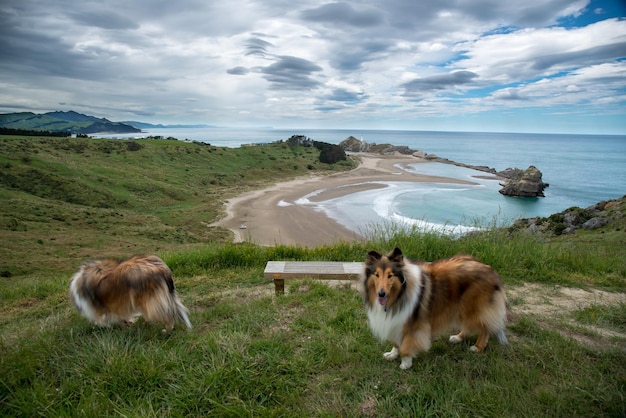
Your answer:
[573,303,626,334]
[1,274,625,417]
[1,134,625,416]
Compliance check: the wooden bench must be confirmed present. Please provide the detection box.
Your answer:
[264,261,364,295]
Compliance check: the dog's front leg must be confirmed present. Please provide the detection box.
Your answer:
[399,339,416,370]
[384,344,413,369]
[399,356,413,370]
[383,343,399,361]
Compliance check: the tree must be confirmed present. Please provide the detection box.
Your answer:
[314,141,346,164]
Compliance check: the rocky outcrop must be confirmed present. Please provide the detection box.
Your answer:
[498,166,549,197]
[339,136,501,176]
[339,137,550,197]
[339,136,414,155]
[510,195,625,236]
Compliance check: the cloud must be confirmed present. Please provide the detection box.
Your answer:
[531,41,626,71]
[401,71,479,96]
[300,2,383,27]
[0,0,624,133]
[492,88,526,101]
[244,37,274,57]
[67,10,139,30]
[325,88,368,103]
[260,56,323,90]
[227,66,250,75]
[452,19,626,82]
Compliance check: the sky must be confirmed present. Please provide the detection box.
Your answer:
[1,0,625,134]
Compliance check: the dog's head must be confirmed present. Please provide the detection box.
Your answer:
[363,247,407,309]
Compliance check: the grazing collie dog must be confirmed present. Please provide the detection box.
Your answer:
[69,255,192,331]
[362,248,507,369]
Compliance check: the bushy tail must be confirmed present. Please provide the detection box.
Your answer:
[495,328,508,345]
[174,294,192,329]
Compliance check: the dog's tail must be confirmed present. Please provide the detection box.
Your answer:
[173,293,192,329]
[495,328,508,345]
[144,285,192,331]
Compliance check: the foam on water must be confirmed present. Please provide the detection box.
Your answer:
[293,161,603,236]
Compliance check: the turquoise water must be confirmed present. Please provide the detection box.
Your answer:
[103,128,626,233]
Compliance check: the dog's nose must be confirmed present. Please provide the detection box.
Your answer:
[378,289,386,298]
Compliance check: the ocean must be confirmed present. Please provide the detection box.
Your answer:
[102,128,626,235]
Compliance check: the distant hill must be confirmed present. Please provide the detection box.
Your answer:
[123,121,216,129]
[0,111,141,134]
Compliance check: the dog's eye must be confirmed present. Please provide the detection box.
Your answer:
[387,274,394,280]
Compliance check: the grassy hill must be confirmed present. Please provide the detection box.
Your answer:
[0,111,140,134]
[0,134,624,416]
[0,135,354,276]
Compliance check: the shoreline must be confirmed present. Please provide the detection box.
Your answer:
[211,153,476,247]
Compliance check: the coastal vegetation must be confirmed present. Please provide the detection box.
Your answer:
[1,134,625,416]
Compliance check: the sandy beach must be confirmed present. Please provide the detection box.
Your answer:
[212,153,476,247]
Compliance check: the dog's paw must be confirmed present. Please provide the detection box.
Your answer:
[469,345,482,352]
[383,346,399,361]
[400,357,413,370]
[449,334,463,344]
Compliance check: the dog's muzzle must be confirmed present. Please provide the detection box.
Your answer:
[377,289,388,306]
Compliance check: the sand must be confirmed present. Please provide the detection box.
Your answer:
[211,153,476,247]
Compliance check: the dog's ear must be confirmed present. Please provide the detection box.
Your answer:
[366,250,382,264]
[388,247,404,263]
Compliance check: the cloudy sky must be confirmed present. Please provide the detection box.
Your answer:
[1,0,625,134]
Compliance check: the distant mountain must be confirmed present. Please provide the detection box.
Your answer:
[0,111,141,134]
[123,121,217,129]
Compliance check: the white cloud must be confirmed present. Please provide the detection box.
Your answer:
[0,0,624,133]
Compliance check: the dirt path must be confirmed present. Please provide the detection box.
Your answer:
[506,283,626,349]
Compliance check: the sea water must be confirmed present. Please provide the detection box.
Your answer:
[102,128,626,234]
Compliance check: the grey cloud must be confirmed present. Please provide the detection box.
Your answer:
[326,88,368,103]
[229,36,323,89]
[260,56,323,90]
[227,66,250,75]
[380,1,448,31]
[401,71,479,95]
[328,39,393,71]
[0,27,102,81]
[315,105,345,112]
[245,37,274,57]
[67,10,139,30]
[300,2,383,27]
[0,3,143,82]
[532,41,626,71]
[382,0,586,33]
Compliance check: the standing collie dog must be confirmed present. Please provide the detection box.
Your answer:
[362,248,507,369]
[69,255,192,331]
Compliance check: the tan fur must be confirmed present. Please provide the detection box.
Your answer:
[69,255,191,331]
[362,248,507,369]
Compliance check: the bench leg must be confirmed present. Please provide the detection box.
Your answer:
[273,275,284,295]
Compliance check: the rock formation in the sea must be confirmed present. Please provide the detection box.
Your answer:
[498,166,549,197]
[509,195,625,236]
